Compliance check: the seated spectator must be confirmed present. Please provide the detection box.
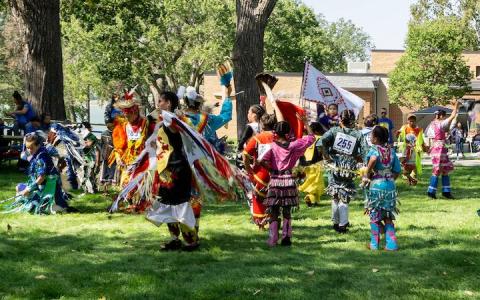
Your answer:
[25,116,42,134]
[40,113,52,132]
[0,118,12,136]
[9,91,35,133]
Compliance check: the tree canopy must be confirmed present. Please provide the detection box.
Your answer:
[388,17,475,108]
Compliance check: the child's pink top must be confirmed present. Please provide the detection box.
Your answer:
[260,134,315,171]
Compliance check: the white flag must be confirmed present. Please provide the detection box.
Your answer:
[301,62,364,117]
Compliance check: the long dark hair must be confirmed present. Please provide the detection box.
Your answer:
[160,91,179,111]
[372,125,389,145]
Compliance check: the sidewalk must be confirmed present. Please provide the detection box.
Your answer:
[420,153,480,167]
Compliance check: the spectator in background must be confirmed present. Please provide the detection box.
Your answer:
[104,93,122,125]
[318,103,340,132]
[0,118,12,136]
[25,116,42,134]
[9,91,36,133]
[40,113,52,132]
[450,121,466,160]
[99,122,117,193]
[378,107,394,145]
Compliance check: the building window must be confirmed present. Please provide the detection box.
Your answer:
[476,66,480,79]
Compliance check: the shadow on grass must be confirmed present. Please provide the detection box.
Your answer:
[0,226,479,299]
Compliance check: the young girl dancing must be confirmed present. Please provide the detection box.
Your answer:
[259,116,315,247]
[363,126,401,251]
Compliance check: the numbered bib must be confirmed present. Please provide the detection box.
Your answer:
[126,124,142,141]
[257,144,271,160]
[333,132,356,155]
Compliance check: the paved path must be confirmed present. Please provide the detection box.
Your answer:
[420,153,480,167]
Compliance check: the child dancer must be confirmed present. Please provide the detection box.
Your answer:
[259,117,315,247]
[298,122,325,207]
[363,126,401,251]
[237,104,265,168]
[427,102,460,199]
[396,114,427,185]
[82,132,100,194]
[322,109,365,233]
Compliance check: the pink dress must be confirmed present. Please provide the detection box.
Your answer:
[260,134,315,207]
[429,120,454,175]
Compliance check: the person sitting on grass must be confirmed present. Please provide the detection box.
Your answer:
[7,132,71,214]
[363,126,401,251]
[259,116,315,247]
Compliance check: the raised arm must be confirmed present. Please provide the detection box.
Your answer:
[262,82,284,122]
[444,101,461,128]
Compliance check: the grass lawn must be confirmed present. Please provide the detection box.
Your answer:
[0,164,479,299]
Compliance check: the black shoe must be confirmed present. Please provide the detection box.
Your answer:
[337,225,348,234]
[181,243,200,252]
[161,239,182,251]
[280,237,292,246]
[427,192,437,199]
[442,192,454,199]
[333,224,339,232]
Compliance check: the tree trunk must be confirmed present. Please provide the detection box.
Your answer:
[9,0,66,120]
[233,0,277,139]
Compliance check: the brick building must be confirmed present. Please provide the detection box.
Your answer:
[202,49,480,139]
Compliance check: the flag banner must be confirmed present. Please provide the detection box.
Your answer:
[301,62,364,117]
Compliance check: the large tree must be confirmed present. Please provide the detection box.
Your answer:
[388,17,475,108]
[62,0,234,107]
[8,0,65,120]
[264,1,373,73]
[411,0,480,45]
[233,0,277,138]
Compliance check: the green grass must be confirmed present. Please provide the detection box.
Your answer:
[0,164,479,299]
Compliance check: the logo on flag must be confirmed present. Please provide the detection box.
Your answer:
[301,62,364,117]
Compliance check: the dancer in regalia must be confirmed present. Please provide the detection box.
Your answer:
[322,109,365,233]
[427,102,461,199]
[396,114,427,185]
[236,104,265,168]
[259,116,315,247]
[7,133,70,214]
[363,126,401,251]
[110,89,155,211]
[298,122,325,207]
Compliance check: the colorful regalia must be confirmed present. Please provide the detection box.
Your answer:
[322,126,365,231]
[99,128,117,186]
[243,131,274,228]
[110,114,155,210]
[427,119,454,197]
[47,124,85,192]
[364,145,401,250]
[397,124,425,185]
[298,134,324,206]
[112,111,248,249]
[7,145,69,214]
[259,134,315,246]
[81,132,99,194]
[182,96,233,154]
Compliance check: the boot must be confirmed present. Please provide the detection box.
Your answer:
[427,176,439,199]
[384,223,398,251]
[280,218,292,246]
[369,222,380,250]
[267,220,279,247]
[441,176,453,199]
